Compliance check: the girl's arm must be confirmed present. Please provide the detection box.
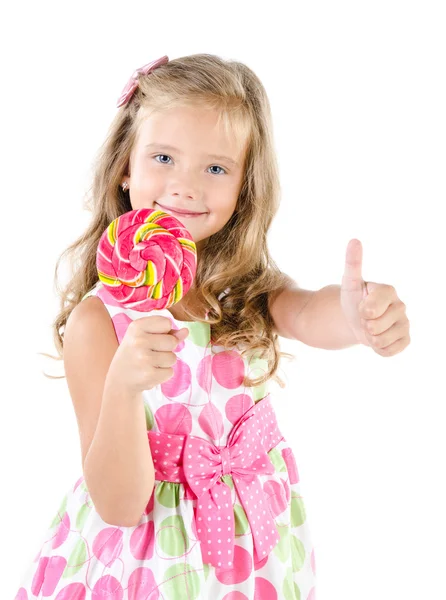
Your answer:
[270,280,359,349]
[63,298,155,527]
[268,275,315,340]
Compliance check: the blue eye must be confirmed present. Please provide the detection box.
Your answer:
[154,154,172,164]
[208,165,226,175]
[153,155,226,175]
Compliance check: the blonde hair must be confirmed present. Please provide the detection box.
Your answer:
[44,53,295,387]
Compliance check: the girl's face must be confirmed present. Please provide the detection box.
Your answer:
[126,105,248,253]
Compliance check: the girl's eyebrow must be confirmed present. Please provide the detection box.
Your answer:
[144,143,239,167]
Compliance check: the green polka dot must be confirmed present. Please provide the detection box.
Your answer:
[234,503,249,535]
[283,567,301,600]
[75,503,92,530]
[156,481,180,508]
[158,515,189,557]
[253,381,267,402]
[248,353,267,373]
[49,494,68,529]
[145,403,154,430]
[245,354,269,401]
[63,538,87,578]
[290,494,307,528]
[221,474,234,489]
[203,562,210,580]
[290,534,306,572]
[273,524,290,562]
[186,322,210,347]
[162,563,201,600]
[268,447,287,472]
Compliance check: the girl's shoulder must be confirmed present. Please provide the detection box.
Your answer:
[79,281,188,345]
[79,280,136,326]
[79,281,146,346]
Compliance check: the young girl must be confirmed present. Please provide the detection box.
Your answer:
[15,53,317,600]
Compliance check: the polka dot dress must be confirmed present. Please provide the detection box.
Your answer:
[15,281,317,600]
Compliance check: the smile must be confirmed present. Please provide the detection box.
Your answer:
[156,203,207,218]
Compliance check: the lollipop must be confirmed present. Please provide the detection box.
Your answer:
[96,208,197,311]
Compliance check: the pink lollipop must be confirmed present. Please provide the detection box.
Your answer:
[96,208,197,311]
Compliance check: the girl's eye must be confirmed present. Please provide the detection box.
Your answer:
[154,155,226,175]
[154,154,172,164]
[208,165,226,175]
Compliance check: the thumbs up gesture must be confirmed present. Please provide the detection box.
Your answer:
[340,239,410,356]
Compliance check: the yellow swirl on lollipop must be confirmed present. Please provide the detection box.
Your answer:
[96,208,197,311]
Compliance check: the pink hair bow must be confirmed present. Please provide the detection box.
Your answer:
[116,55,169,108]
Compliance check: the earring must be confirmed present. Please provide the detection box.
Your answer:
[122,181,129,192]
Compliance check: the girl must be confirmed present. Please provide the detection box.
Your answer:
[15,53,317,599]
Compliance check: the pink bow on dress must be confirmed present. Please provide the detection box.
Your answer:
[147,396,285,570]
[182,401,283,569]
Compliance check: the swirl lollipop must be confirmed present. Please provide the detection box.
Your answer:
[96,208,197,311]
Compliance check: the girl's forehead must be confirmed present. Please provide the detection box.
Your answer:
[135,105,250,158]
[139,104,240,134]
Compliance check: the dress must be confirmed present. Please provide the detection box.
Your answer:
[15,281,317,600]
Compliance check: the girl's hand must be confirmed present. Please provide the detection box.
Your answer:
[340,239,410,357]
[105,316,189,396]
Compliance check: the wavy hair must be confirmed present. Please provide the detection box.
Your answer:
[44,53,295,388]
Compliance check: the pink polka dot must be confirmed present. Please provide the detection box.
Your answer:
[281,448,300,484]
[215,545,252,585]
[130,521,155,560]
[198,403,224,440]
[155,404,192,435]
[254,554,269,571]
[307,587,316,600]
[111,312,133,344]
[197,355,213,393]
[144,490,155,515]
[128,567,159,600]
[161,358,191,397]
[92,575,123,599]
[221,593,249,600]
[311,548,317,575]
[55,583,86,600]
[32,556,67,597]
[212,351,245,389]
[52,511,70,549]
[93,528,123,565]
[281,478,291,503]
[225,394,254,425]
[73,475,84,492]
[263,480,288,518]
[32,547,42,563]
[254,577,278,600]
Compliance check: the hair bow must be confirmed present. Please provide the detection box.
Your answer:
[116,55,169,108]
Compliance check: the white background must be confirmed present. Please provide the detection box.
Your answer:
[1,1,445,598]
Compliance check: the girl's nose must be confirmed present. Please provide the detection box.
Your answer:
[169,173,202,201]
